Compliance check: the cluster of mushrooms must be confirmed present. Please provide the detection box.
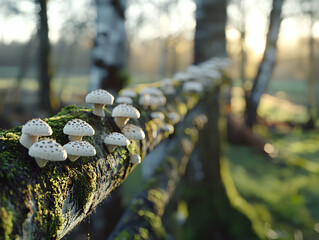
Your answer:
[18,57,229,168]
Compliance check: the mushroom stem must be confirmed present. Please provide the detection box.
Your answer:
[93,103,105,117]
[69,135,83,142]
[107,144,117,152]
[34,158,48,168]
[68,155,79,162]
[19,133,39,149]
[114,117,129,128]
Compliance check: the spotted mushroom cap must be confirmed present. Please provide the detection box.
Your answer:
[63,119,95,136]
[22,118,52,136]
[115,96,133,105]
[104,132,130,146]
[140,87,163,96]
[85,89,114,105]
[29,139,67,161]
[63,141,96,157]
[122,124,145,140]
[112,104,140,119]
[119,89,137,98]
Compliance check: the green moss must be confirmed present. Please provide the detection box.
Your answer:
[137,209,166,238]
[114,230,131,240]
[0,207,13,240]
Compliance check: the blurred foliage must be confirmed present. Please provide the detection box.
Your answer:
[226,127,319,239]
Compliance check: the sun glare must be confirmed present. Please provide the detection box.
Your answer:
[280,18,298,42]
[246,34,265,55]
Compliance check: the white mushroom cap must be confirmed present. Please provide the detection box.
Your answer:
[63,119,95,141]
[29,139,67,167]
[19,118,53,149]
[85,89,114,105]
[112,104,140,119]
[115,96,133,105]
[140,87,163,96]
[63,141,96,162]
[168,112,181,124]
[119,89,137,98]
[112,104,140,128]
[130,154,141,164]
[138,94,166,109]
[161,78,173,88]
[150,112,165,120]
[122,124,145,140]
[173,72,190,82]
[162,123,174,134]
[85,89,114,117]
[21,118,52,136]
[104,132,130,152]
[104,132,130,146]
[183,82,203,93]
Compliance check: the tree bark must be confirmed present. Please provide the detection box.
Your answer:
[0,78,223,239]
[89,0,126,93]
[37,0,53,112]
[194,0,227,63]
[245,0,285,127]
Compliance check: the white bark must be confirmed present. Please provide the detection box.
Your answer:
[89,0,126,91]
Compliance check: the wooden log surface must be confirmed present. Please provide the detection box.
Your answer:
[0,79,222,239]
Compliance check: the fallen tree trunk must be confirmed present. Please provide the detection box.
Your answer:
[0,79,222,239]
[108,102,208,240]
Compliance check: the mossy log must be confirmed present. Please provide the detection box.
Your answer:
[108,104,207,240]
[0,80,222,239]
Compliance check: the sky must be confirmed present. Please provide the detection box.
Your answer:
[1,0,319,56]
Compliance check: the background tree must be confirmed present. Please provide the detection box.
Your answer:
[245,0,285,127]
[89,0,126,93]
[194,0,227,63]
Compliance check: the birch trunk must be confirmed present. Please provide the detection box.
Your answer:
[194,0,227,63]
[89,0,126,93]
[245,0,285,127]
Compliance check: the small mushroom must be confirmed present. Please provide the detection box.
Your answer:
[140,87,163,96]
[162,123,174,134]
[119,89,137,98]
[183,81,203,93]
[63,119,95,142]
[112,104,140,128]
[150,112,165,120]
[104,132,130,152]
[130,154,141,164]
[122,124,145,140]
[85,89,114,117]
[28,139,67,168]
[167,112,181,125]
[19,118,53,149]
[63,141,96,162]
[173,72,190,82]
[115,96,133,105]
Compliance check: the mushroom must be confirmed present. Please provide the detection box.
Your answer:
[173,72,190,82]
[167,112,181,125]
[63,141,96,162]
[130,154,141,164]
[118,89,137,98]
[150,112,165,120]
[19,118,53,149]
[162,123,174,134]
[63,119,95,142]
[183,81,203,93]
[161,78,176,95]
[85,89,114,117]
[104,132,130,152]
[28,139,67,168]
[112,104,140,128]
[115,96,133,105]
[140,86,163,96]
[122,124,145,140]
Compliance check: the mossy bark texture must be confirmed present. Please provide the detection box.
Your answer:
[0,81,220,240]
[108,104,208,240]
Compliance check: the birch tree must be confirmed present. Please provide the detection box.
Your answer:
[245,0,285,127]
[89,0,126,93]
[194,0,227,63]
